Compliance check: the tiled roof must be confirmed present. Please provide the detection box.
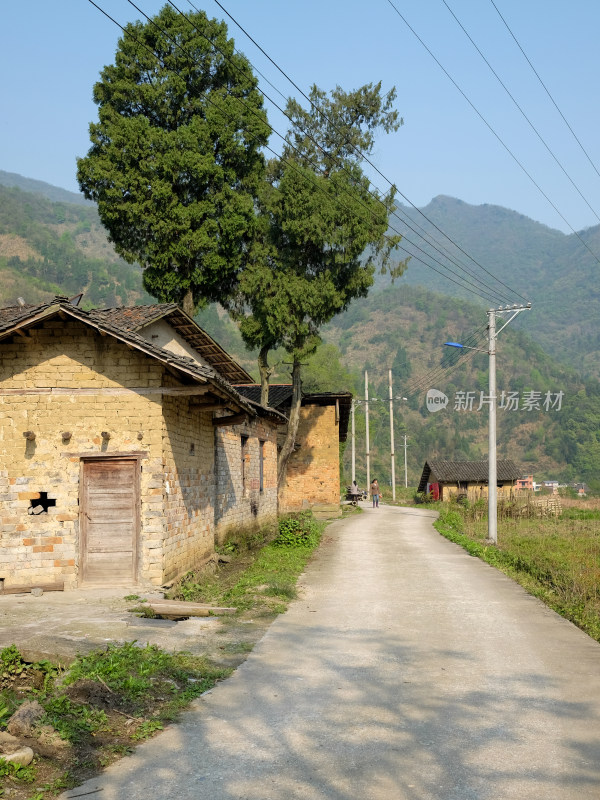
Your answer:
[0,298,263,415]
[91,304,253,384]
[235,384,294,407]
[235,385,353,442]
[418,459,522,492]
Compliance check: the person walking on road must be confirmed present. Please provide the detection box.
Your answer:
[370,478,381,508]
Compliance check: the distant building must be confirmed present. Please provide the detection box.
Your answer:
[516,475,534,491]
[541,480,559,494]
[417,459,522,502]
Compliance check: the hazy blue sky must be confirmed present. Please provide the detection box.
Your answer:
[2,0,600,234]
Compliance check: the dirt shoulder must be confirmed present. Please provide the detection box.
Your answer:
[0,512,335,799]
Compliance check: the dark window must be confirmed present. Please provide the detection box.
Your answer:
[241,435,249,491]
[28,492,56,515]
[259,440,265,493]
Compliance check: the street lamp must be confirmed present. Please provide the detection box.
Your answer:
[444,303,531,544]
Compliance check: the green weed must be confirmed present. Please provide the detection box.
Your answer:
[130,719,164,741]
[273,512,321,548]
[262,581,298,599]
[41,695,108,743]
[0,758,36,783]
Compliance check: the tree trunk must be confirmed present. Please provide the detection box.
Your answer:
[182,288,195,317]
[258,345,273,407]
[277,356,302,491]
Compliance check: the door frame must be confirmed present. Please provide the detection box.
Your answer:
[79,453,143,586]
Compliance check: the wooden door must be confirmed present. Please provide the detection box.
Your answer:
[81,459,139,585]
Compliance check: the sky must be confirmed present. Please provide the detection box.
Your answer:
[2,0,600,235]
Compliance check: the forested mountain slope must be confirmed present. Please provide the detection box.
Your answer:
[389,196,600,377]
[0,172,597,488]
[0,182,150,307]
[323,284,600,489]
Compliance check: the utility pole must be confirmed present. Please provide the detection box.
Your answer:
[351,401,356,484]
[389,369,396,501]
[486,304,531,544]
[445,302,531,545]
[365,371,370,490]
[403,434,408,489]
[488,309,497,544]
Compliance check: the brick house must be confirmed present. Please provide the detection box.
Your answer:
[417,459,521,502]
[515,475,534,491]
[0,298,285,590]
[235,385,352,513]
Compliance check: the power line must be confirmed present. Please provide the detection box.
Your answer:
[205,0,529,304]
[489,0,600,185]
[98,0,515,306]
[442,0,600,226]
[164,0,517,304]
[383,0,600,269]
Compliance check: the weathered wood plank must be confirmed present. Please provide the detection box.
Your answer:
[146,599,237,616]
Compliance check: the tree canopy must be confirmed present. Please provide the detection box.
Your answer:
[227,82,406,481]
[77,5,269,314]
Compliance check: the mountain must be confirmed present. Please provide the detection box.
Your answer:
[322,283,600,489]
[0,172,598,488]
[0,181,150,308]
[388,196,600,378]
[0,170,94,207]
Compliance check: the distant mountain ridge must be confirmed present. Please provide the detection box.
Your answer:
[0,170,93,207]
[0,171,598,487]
[387,195,600,377]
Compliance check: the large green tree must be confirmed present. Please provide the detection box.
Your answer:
[228,83,407,485]
[77,5,269,315]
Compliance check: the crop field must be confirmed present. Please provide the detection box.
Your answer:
[435,496,600,642]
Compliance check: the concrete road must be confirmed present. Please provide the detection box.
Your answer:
[63,505,600,800]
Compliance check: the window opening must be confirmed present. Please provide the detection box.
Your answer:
[259,440,265,493]
[241,435,249,492]
[28,492,56,515]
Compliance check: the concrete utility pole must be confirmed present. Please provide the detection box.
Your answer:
[365,371,370,490]
[487,304,531,544]
[488,309,497,544]
[389,369,396,501]
[351,401,356,484]
[446,302,531,545]
[403,434,408,489]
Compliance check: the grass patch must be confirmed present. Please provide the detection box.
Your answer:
[434,499,600,642]
[170,512,325,613]
[0,643,230,800]
[2,512,329,798]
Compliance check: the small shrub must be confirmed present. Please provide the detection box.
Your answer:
[273,512,321,548]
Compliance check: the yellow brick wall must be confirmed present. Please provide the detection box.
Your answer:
[214,417,278,544]
[161,394,215,583]
[0,318,283,589]
[280,404,340,512]
[0,319,164,588]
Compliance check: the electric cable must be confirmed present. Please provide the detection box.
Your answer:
[90,0,514,306]
[489,0,600,184]
[204,0,529,304]
[383,0,600,269]
[159,0,517,305]
[442,0,600,226]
